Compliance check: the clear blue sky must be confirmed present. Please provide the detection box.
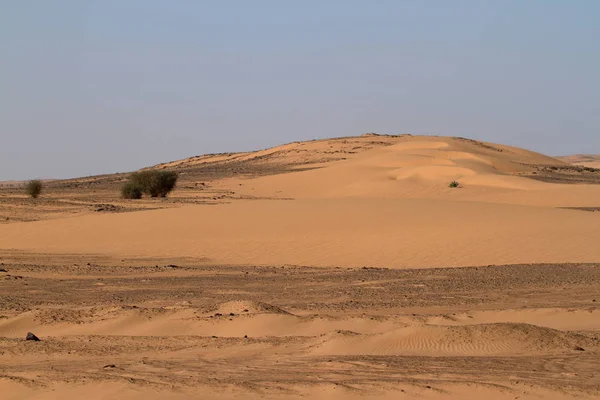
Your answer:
[1,1,599,180]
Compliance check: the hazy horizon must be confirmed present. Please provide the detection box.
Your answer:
[2,1,599,180]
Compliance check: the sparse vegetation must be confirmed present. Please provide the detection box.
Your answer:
[128,170,178,198]
[449,181,460,188]
[121,182,143,199]
[25,180,43,198]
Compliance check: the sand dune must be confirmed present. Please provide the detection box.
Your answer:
[426,308,600,331]
[159,134,563,175]
[202,135,600,208]
[308,323,595,356]
[2,302,598,340]
[6,313,594,358]
[215,135,586,201]
[557,154,600,169]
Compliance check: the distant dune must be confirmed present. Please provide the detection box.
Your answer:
[0,180,25,188]
[556,154,600,169]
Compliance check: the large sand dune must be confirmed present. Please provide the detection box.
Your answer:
[1,135,600,267]
[212,136,600,207]
[1,135,600,399]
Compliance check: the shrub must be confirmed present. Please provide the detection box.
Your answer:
[130,170,178,198]
[448,181,460,188]
[25,180,43,198]
[121,182,143,199]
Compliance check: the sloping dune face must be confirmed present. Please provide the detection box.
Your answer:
[213,135,600,205]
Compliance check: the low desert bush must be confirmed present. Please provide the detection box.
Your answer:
[25,180,43,198]
[129,170,178,198]
[448,181,460,188]
[121,181,143,199]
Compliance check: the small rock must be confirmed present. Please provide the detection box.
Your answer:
[244,335,248,339]
[94,204,120,213]
[103,364,117,369]
[229,313,235,316]
[26,332,40,341]
[574,346,585,351]
[0,268,7,273]
[167,264,179,268]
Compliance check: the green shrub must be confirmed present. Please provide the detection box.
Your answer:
[25,180,43,198]
[128,171,155,194]
[448,181,460,188]
[130,170,178,198]
[121,182,143,199]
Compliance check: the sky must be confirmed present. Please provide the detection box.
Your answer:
[1,1,599,180]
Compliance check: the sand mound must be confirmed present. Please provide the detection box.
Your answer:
[140,134,600,206]
[213,300,291,315]
[426,308,600,331]
[220,135,570,200]
[308,323,595,356]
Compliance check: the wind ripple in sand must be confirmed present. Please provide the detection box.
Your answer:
[307,323,596,356]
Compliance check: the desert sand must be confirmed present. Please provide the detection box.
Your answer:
[557,154,600,170]
[1,134,600,399]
